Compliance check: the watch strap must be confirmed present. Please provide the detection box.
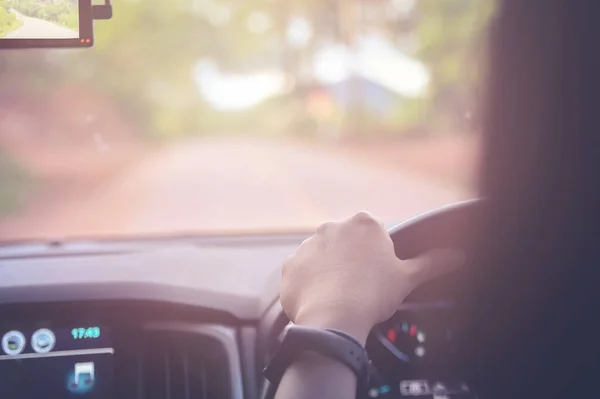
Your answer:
[263,324,369,397]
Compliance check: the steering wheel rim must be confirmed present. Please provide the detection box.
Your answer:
[389,198,485,260]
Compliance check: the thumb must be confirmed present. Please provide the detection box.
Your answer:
[403,248,465,286]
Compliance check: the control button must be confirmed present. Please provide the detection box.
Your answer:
[432,382,448,393]
[31,328,55,353]
[379,385,392,395]
[66,362,95,394]
[400,380,429,396]
[368,388,379,398]
[414,346,426,357]
[2,331,26,355]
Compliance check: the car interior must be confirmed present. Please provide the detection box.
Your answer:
[0,198,482,399]
[0,0,500,398]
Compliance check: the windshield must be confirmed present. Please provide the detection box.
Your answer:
[0,0,492,241]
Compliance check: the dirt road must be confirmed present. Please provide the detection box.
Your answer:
[0,139,469,240]
[6,10,78,39]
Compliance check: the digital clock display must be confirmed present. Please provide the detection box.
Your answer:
[71,327,101,339]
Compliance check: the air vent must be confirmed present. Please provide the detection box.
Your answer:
[137,329,232,399]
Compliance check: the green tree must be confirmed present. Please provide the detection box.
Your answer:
[0,0,223,137]
[412,0,494,131]
[0,0,494,137]
[0,0,22,37]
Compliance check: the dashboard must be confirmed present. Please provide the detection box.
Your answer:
[0,231,473,399]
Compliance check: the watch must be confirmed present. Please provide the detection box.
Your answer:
[263,324,370,398]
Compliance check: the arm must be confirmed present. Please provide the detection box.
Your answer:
[275,352,357,399]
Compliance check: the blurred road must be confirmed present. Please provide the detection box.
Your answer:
[6,10,78,39]
[0,139,468,239]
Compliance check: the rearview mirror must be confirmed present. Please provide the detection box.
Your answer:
[0,0,110,49]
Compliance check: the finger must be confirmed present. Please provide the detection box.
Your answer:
[352,210,386,227]
[404,248,465,286]
[299,234,315,247]
[316,221,335,235]
[281,252,296,277]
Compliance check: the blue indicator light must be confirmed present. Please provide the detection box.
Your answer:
[379,385,392,394]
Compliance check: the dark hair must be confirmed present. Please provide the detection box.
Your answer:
[464,1,600,397]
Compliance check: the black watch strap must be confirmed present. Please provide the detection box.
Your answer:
[263,324,369,398]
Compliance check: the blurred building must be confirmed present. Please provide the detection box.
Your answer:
[195,33,429,115]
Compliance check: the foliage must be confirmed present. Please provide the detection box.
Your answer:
[58,11,77,30]
[0,0,494,138]
[7,0,78,29]
[0,0,495,216]
[0,1,22,37]
[411,0,495,130]
[202,0,495,133]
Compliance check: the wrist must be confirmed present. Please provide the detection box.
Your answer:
[294,309,372,345]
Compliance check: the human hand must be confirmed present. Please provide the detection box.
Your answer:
[280,211,464,344]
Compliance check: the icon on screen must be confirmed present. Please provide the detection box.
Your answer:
[31,328,55,353]
[400,380,430,396]
[1,331,26,355]
[431,382,448,393]
[66,362,95,394]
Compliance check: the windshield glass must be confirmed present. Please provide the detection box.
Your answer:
[0,0,492,240]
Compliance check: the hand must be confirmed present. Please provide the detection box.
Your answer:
[280,211,464,344]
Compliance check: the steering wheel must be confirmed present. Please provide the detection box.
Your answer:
[390,198,484,259]
[262,199,485,399]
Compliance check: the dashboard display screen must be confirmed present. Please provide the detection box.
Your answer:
[0,326,113,398]
[366,306,475,398]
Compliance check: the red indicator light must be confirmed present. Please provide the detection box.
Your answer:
[409,325,417,337]
[386,328,397,343]
[86,39,91,43]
